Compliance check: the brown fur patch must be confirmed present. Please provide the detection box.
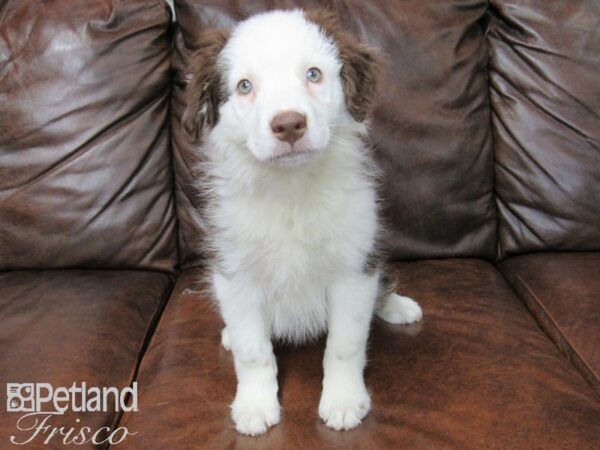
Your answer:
[377,270,398,302]
[304,8,380,122]
[182,29,231,142]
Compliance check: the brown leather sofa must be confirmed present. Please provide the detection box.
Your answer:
[1,1,598,448]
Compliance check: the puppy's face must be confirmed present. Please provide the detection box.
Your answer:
[218,12,344,167]
[184,9,378,168]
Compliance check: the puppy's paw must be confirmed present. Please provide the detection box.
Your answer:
[318,381,371,431]
[231,387,280,436]
[221,327,231,351]
[376,293,422,324]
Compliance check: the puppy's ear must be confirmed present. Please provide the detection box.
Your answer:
[304,9,380,122]
[182,29,231,142]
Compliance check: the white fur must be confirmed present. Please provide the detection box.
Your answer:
[197,10,422,435]
[376,293,423,324]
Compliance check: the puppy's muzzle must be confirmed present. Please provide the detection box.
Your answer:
[270,111,307,147]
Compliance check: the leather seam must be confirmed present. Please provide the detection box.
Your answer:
[106,274,177,449]
[501,263,599,390]
[484,2,503,262]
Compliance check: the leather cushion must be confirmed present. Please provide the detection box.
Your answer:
[501,253,600,394]
[0,270,172,448]
[171,0,497,268]
[118,260,600,448]
[0,0,177,271]
[488,0,600,257]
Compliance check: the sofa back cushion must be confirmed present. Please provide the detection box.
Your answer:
[172,0,497,269]
[489,0,600,258]
[0,0,177,271]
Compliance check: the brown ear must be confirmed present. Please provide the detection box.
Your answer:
[182,29,231,142]
[304,9,380,122]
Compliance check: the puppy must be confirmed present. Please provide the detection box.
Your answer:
[183,9,422,436]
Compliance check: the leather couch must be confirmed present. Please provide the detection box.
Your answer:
[1,0,598,448]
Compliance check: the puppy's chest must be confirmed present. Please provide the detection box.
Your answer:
[213,183,376,279]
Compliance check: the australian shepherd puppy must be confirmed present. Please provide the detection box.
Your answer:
[183,9,422,436]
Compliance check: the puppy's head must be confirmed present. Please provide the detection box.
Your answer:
[183,9,378,167]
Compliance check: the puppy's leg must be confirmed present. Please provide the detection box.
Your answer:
[213,272,280,436]
[319,271,378,431]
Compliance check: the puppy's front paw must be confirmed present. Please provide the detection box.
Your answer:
[319,381,371,431]
[376,293,422,324]
[231,387,280,436]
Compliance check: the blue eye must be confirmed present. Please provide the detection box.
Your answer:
[306,67,322,83]
[237,79,253,94]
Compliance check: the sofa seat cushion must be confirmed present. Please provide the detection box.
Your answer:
[501,253,600,393]
[118,260,600,449]
[0,270,172,448]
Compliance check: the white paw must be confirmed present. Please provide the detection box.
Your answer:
[319,380,371,430]
[231,386,280,436]
[376,293,422,324]
[221,327,231,351]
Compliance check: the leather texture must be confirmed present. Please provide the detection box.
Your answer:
[118,261,600,449]
[171,0,497,269]
[1,0,599,447]
[501,252,600,394]
[488,0,600,258]
[0,270,172,449]
[0,0,177,272]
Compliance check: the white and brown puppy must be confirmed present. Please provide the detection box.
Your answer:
[183,9,422,436]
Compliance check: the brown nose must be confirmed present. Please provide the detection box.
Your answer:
[270,111,307,146]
